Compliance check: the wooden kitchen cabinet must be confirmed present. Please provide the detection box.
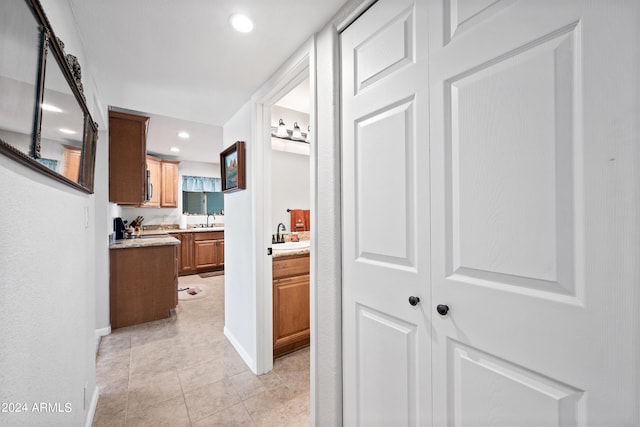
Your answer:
[160,160,179,208]
[109,110,149,205]
[193,231,224,270]
[144,156,161,207]
[176,231,224,276]
[62,146,81,182]
[110,244,178,329]
[272,254,310,358]
[176,232,194,275]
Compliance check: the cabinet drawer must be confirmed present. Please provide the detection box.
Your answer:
[193,231,224,241]
[272,255,310,279]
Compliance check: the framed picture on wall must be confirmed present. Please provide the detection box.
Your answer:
[220,141,246,193]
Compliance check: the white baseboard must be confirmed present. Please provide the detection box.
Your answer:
[95,326,111,353]
[85,385,99,427]
[224,326,257,374]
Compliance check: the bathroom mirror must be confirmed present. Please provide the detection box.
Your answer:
[0,0,98,193]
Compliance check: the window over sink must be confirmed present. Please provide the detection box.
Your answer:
[182,175,224,215]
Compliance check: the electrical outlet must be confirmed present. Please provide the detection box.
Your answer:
[84,206,89,228]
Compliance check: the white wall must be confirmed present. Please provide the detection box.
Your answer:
[0,0,105,424]
[270,105,310,232]
[271,150,310,233]
[94,129,111,335]
[221,102,257,370]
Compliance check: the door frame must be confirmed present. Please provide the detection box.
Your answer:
[251,0,379,424]
[253,40,313,375]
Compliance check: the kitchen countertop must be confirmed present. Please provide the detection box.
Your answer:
[110,235,180,250]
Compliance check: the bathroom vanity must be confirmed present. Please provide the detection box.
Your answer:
[272,249,310,358]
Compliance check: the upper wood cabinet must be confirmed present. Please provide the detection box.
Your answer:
[161,160,179,208]
[144,156,161,208]
[62,146,82,182]
[109,111,149,205]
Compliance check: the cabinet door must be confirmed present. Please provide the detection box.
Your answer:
[108,111,148,204]
[273,274,310,356]
[177,233,194,274]
[144,156,161,207]
[62,146,81,182]
[161,160,179,208]
[194,239,217,269]
[216,239,224,266]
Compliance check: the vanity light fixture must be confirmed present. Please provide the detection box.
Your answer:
[42,103,62,112]
[291,122,303,140]
[170,147,180,153]
[59,128,76,134]
[178,131,190,139]
[276,119,288,138]
[271,118,310,143]
[230,14,254,33]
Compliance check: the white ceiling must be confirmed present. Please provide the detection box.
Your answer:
[68,0,346,162]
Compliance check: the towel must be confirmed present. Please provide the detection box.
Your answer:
[290,209,310,232]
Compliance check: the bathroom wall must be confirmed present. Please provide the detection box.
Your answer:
[270,105,310,233]
[271,149,310,234]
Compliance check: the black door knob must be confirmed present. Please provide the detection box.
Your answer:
[436,304,449,316]
[408,296,420,306]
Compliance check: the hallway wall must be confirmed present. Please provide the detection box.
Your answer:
[0,0,107,424]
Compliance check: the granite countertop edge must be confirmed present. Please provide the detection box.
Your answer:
[110,236,180,249]
[272,248,310,258]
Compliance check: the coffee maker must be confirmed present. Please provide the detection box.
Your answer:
[113,217,126,240]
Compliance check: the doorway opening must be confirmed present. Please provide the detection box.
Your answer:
[270,79,312,360]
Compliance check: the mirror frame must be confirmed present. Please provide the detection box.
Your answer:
[0,0,98,193]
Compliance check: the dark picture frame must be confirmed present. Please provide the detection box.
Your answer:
[0,0,98,194]
[220,141,246,193]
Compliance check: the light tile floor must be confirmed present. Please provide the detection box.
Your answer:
[92,274,310,427]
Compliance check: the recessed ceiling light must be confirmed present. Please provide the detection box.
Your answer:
[230,14,254,33]
[178,131,190,139]
[170,147,180,152]
[42,103,62,112]
[59,128,76,134]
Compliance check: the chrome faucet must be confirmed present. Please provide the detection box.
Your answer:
[206,213,216,227]
[276,223,286,243]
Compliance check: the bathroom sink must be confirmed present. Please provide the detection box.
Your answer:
[272,241,310,251]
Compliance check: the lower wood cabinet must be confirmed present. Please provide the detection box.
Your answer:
[110,244,178,329]
[176,231,224,276]
[176,233,194,275]
[272,254,310,358]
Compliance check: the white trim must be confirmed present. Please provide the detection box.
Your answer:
[95,326,111,353]
[336,0,378,33]
[224,326,257,374]
[252,37,314,376]
[84,385,99,427]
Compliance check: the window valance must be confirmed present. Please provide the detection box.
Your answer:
[182,176,221,192]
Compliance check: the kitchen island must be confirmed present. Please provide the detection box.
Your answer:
[109,235,179,329]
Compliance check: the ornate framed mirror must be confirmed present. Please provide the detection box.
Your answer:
[0,0,98,193]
